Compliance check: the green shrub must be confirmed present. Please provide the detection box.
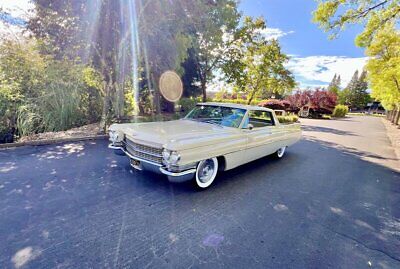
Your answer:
[0,40,105,137]
[17,104,43,136]
[82,67,103,121]
[16,61,101,136]
[178,97,198,112]
[277,115,299,123]
[0,78,21,135]
[212,98,261,105]
[332,105,349,118]
[322,115,332,120]
[0,40,45,137]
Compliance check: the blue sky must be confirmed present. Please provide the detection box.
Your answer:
[240,0,368,88]
[0,12,25,26]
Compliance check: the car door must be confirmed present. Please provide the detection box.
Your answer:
[242,110,281,162]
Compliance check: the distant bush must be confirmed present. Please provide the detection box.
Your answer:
[178,97,197,112]
[277,115,299,123]
[332,105,349,118]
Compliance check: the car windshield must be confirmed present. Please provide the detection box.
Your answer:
[185,105,246,128]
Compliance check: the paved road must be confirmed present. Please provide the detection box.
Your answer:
[301,116,400,172]
[0,116,399,269]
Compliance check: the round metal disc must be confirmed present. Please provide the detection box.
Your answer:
[159,71,183,103]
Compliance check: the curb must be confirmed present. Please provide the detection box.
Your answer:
[381,118,400,163]
[0,135,108,150]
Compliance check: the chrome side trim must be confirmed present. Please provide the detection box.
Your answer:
[108,144,162,167]
[159,167,196,177]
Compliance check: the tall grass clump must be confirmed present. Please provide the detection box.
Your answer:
[16,62,103,136]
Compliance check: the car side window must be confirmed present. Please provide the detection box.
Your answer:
[244,110,275,128]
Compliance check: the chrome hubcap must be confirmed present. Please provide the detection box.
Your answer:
[277,147,285,157]
[198,160,215,183]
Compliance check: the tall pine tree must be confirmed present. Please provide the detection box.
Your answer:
[343,70,359,108]
[340,70,370,109]
[328,74,340,95]
[353,70,370,109]
[336,75,341,88]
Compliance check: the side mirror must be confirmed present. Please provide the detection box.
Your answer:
[247,124,254,130]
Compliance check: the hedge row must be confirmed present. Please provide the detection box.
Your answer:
[212,99,261,105]
[277,115,299,123]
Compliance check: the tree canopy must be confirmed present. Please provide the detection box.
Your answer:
[0,0,297,140]
[313,0,400,109]
[365,24,400,109]
[313,0,400,47]
[222,17,296,104]
[180,0,241,101]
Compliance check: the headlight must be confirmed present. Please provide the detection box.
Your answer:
[162,149,171,161]
[170,152,181,164]
[162,149,180,165]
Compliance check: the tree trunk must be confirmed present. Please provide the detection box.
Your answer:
[391,110,396,123]
[100,81,112,132]
[392,77,400,124]
[152,72,161,115]
[115,82,124,120]
[395,109,400,126]
[247,90,256,105]
[201,77,207,102]
[154,88,161,115]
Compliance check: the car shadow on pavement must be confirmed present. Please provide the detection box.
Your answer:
[304,136,399,162]
[301,125,358,136]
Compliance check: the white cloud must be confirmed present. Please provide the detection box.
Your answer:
[286,55,368,88]
[0,0,33,38]
[257,27,294,40]
[0,0,33,18]
[0,21,24,38]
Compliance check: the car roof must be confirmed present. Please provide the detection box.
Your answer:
[197,102,273,112]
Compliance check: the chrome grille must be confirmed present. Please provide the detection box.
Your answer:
[124,138,163,165]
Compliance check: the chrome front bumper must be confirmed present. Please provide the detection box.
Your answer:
[109,144,196,182]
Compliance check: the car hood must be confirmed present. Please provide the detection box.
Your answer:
[111,119,240,151]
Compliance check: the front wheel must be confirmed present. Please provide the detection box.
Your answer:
[275,146,286,159]
[195,157,218,189]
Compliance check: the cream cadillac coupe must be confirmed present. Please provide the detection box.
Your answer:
[109,103,301,188]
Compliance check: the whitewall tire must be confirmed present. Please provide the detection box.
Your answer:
[195,157,218,189]
[275,147,286,159]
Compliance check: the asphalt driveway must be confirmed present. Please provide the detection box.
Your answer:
[0,116,399,268]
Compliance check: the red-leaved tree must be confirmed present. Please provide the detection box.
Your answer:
[285,89,337,114]
[258,99,290,110]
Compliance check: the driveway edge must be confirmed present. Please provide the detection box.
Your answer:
[0,135,108,150]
